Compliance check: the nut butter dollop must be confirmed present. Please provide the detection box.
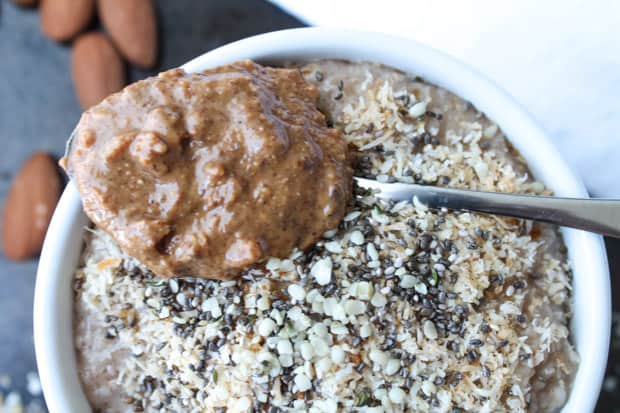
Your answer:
[64,60,351,279]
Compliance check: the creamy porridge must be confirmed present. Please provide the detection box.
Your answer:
[73,60,578,412]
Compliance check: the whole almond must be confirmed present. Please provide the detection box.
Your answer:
[40,0,95,42]
[72,32,126,109]
[98,0,157,68]
[2,153,62,261]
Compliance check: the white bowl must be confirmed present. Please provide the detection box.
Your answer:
[34,28,611,412]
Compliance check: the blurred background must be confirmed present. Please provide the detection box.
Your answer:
[0,0,618,411]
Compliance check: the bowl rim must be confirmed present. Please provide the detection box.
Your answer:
[34,27,610,413]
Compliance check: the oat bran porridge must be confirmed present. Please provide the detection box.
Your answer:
[73,60,578,412]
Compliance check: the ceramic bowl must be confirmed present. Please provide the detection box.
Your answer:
[33,28,611,412]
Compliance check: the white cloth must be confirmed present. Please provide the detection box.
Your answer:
[269,0,620,196]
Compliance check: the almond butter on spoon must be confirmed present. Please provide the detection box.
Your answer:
[62,61,351,280]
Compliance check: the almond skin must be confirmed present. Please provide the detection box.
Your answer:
[40,0,95,42]
[97,0,158,68]
[72,32,126,109]
[2,153,62,261]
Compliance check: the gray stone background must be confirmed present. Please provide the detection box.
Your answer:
[0,0,617,411]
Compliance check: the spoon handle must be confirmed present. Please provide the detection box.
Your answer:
[354,177,620,238]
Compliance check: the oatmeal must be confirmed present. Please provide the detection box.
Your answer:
[73,60,578,412]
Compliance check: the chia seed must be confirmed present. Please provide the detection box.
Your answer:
[469,339,483,347]
[466,350,479,362]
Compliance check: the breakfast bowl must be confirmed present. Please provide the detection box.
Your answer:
[33,28,610,412]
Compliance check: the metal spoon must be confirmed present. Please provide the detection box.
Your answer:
[65,119,619,238]
[354,177,620,238]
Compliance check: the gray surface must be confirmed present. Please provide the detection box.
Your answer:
[0,0,301,406]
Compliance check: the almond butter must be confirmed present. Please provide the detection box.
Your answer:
[40,0,95,42]
[72,32,126,109]
[97,0,157,68]
[2,153,62,261]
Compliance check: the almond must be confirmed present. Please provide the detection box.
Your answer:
[40,0,95,42]
[97,0,158,68]
[2,153,62,261]
[72,32,126,109]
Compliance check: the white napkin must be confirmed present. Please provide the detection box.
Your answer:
[269,0,620,196]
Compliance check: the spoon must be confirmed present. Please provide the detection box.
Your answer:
[65,120,619,238]
[354,177,620,238]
